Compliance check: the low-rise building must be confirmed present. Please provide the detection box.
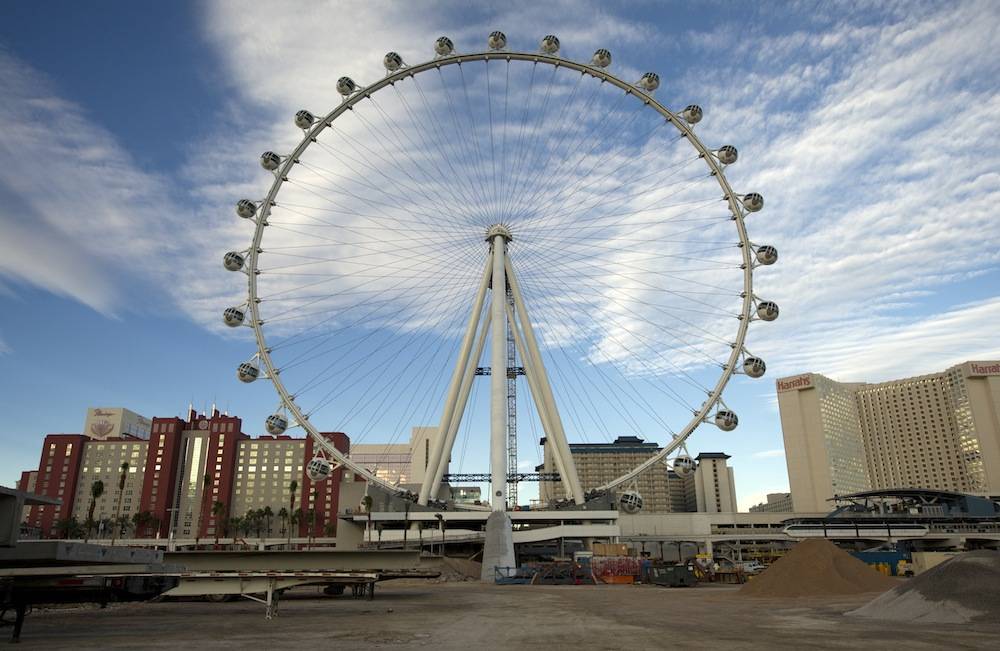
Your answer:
[749,492,794,513]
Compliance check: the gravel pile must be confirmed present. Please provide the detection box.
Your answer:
[430,556,482,582]
[740,539,896,598]
[848,550,1000,624]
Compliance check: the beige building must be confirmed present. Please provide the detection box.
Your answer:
[232,437,304,520]
[83,407,151,441]
[691,453,738,513]
[349,426,439,489]
[71,438,147,526]
[749,492,794,513]
[778,360,1000,512]
[540,436,736,513]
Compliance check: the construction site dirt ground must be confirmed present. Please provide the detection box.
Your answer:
[11,581,1000,649]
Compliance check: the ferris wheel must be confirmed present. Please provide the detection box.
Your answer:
[222,32,779,512]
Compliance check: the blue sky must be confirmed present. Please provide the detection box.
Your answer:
[1,1,998,510]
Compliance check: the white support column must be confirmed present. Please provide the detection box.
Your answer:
[489,232,509,511]
[424,310,492,501]
[419,252,494,505]
[505,302,575,498]
[505,258,585,504]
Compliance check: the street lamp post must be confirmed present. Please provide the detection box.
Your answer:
[434,513,444,556]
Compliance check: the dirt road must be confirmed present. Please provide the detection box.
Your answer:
[12,581,999,649]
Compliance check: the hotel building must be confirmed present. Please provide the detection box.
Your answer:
[777,360,1000,512]
[539,435,738,513]
[18,407,350,540]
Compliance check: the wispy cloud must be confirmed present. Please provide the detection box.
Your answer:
[672,2,1000,382]
[751,448,785,459]
[0,50,187,315]
[187,1,1000,438]
[2,2,997,456]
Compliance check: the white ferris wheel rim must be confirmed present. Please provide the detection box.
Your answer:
[238,46,760,499]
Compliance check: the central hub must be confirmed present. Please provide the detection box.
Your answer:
[485,223,513,243]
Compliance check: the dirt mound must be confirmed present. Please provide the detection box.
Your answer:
[427,556,482,582]
[740,539,896,598]
[848,550,1000,624]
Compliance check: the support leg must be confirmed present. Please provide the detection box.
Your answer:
[505,258,585,503]
[419,252,494,505]
[506,302,574,498]
[489,234,508,510]
[265,579,276,620]
[12,603,26,643]
[425,311,492,502]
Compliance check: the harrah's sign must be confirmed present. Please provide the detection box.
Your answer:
[968,361,1000,377]
[777,374,812,393]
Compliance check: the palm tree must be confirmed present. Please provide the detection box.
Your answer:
[278,507,289,536]
[323,521,336,539]
[290,507,303,546]
[287,480,299,545]
[244,509,257,541]
[263,506,274,538]
[361,494,374,545]
[132,511,145,538]
[304,509,316,546]
[196,472,212,548]
[55,516,80,539]
[114,515,131,540]
[256,508,266,539]
[211,501,227,545]
[111,462,129,546]
[228,516,242,545]
[85,479,105,543]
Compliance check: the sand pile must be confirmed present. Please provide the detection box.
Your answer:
[740,539,896,598]
[431,556,482,582]
[848,550,1000,624]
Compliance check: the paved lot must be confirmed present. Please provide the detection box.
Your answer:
[10,581,1000,649]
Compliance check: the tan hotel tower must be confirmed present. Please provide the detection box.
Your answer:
[777,361,1000,512]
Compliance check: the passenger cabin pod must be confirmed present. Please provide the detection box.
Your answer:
[223,251,245,272]
[756,301,779,321]
[742,193,764,213]
[236,199,258,219]
[487,31,507,50]
[673,455,696,477]
[307,456,333,482]
[223,307,245,328]
[591,49,612,68]
[383,51,403,71]
[265,414,288,435]
[715,409,738,431]
[638,72,660,92]
[294,110,315,129]
[434,36,454,56]
[743,357,767,378]
[237,363,259,383]
[680,105,703,124]
[260,152,281,171]
[755,245,778,265]
[619,490,644,514]
[336,77,357,96]
[716,146,738,165]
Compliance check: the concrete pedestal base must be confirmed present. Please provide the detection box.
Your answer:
[480,511,516,583]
